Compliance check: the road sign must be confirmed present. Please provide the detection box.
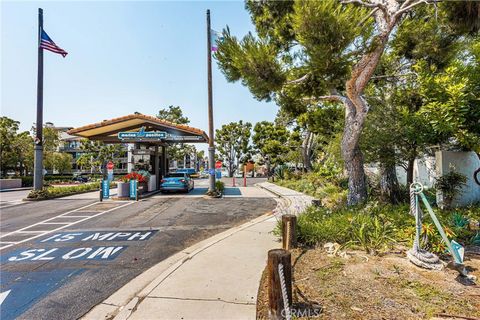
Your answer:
[102,180,110,199]
[107,162,114,181]
[208,168,215,175]
[165,135,203,141]
[215,161,222,169]
[132,149,153,155]
[129,180,137,199]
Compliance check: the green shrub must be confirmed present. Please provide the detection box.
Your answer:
[347,213,396,254]
[290,201,478,255]
[294,206,355,246]
[26,182,112,200]
[275,172,347,210]
[44,175,74,182]
[21,176,33,187]
[435,170,467,208]
[215,180,225,193]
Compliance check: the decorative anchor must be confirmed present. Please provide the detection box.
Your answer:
[407,182,474,280]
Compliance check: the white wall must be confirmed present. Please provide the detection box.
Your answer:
[435,151,480,207]
[395,157,436,188]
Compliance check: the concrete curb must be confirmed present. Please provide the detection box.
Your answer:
[0,187,32,193]
[255,183,282,198]
[82,207,277,320]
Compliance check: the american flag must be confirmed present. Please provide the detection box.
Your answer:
[40,30,68,57]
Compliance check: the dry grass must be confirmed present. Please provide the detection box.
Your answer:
[257,247,480,319]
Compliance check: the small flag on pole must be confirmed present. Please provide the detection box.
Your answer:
[210,29,223,52]
[40,30,68,57]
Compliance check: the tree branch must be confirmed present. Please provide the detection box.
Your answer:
[371,72,417,79]
[358,7,378,26]
[317,95,347,103]
[341,0,378,8]
[395,0,429,19]
[285,74,309,85]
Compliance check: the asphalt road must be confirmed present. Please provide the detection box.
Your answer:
[0,180,276,320]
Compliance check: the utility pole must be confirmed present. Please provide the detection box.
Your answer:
[206,9,216,192]
[33,8,44,190]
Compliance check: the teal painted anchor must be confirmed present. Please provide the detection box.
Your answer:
[411,183,467,274]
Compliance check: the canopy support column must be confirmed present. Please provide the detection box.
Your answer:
[154,145,160,190]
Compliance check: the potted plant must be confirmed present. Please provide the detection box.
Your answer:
[136,170,150,194]
[122,172,150,195]
[117,175,131,197]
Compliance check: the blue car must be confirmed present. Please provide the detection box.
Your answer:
[160,173,194,193]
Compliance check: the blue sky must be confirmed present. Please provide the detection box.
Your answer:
[1,1,278,145]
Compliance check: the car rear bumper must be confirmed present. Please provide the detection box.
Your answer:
[160,185,188,191]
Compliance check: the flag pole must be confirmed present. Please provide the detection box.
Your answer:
[206,9,216,193]
[33,8,44,190]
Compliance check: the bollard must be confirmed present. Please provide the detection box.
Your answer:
[244,174,247,187]
[268,249,292,320]
[233,176,236,187]
[99,189,103,202]
[282,215,297,251]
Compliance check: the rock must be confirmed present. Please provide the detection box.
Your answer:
[324,242,340,256]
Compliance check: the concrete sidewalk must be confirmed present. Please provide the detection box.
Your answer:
[83,185,284,320]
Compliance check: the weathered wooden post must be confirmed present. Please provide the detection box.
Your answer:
[268,249,292,320]
[282,215,297,251]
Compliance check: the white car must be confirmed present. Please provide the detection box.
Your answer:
[234,171,244,178]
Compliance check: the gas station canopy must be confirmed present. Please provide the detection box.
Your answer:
[67,113,209,144]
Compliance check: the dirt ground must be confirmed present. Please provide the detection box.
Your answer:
[257,246,480,319]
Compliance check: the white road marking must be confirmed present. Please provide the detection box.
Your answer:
[16,231,48,234]
[0,201,134,251]
[0,290,11,306]
[0,201,25,209]
[42,222,70,225]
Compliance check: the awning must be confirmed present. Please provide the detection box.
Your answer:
[67,113,209,144]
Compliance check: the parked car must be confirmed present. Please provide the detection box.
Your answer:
[176,168,199,178]
[72,173,90,183]
[160,173,194,193]
[234,170,244,178]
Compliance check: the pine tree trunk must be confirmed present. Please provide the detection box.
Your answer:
[341,98,368,205]
[406,158,415,185]
[379,162,400,204]
[302,131,313,172]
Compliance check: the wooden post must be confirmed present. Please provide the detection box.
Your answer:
[282,215,297,251]
[268,249,292,320]
[206,9,216,193]
[243,165,247,187]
